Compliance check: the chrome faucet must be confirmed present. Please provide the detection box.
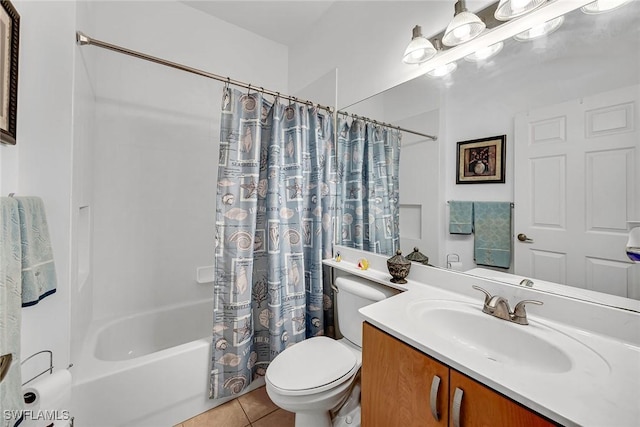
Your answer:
[519,278,534,287]
[472,285,543,325]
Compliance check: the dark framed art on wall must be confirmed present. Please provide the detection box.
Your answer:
[456,135,506,184]
[0,0,19,145]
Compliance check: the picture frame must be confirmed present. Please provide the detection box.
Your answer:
[0,0,19,145]
[456,135,506,184]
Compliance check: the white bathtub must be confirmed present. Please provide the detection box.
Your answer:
[72,299,264,427]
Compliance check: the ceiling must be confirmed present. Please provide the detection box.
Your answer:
[182,0,496,48]
[182,0,339,46]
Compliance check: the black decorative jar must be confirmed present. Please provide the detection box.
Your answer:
[406,247,429,265]
[387,250,411,284]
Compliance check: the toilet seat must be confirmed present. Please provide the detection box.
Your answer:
[266,337,358,396]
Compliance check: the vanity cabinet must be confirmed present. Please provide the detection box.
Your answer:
[362,323,555,427]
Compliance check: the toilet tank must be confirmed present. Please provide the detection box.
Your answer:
[335,275,399,348]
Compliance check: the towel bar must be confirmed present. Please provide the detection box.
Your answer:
[447,200,514,208]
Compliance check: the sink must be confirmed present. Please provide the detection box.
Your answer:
[407,299,609,375]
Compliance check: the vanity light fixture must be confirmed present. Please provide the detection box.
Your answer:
[581,0,633,14]
[426,39,458,77]
[514,15,564,41]
[405,1,593,72]
[464,40,504,62]
[442,0,486,46]
[494,0,546,21]
[402,25,437,64]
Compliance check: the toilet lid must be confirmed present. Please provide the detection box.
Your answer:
[266,337,357,393]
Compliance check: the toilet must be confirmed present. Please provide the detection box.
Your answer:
[265,274,398,427]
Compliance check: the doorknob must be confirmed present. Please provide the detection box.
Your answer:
[517,233,534,243]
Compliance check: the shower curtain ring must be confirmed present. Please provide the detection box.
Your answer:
[247,84,252,94]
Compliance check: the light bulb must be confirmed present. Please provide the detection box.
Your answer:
[442,2,485,46]
[426,62,457,78]
[510,0,530,14]
[410,50,424,61]
[495,0,546,21]
[464,42,504,62]
[402,25,437,64]
[514,16,564,41]
[528,23,547,38]
[582,0,633,14]
[452,25,472,40]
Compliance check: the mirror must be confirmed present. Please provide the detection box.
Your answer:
[338,3,640,311]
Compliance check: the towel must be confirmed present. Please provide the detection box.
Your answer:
[449,201,473,234]
[15,197,57,307]
[0,197,24,426]
[473,201,512,269]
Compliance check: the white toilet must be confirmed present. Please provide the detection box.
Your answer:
[265,274,398,427]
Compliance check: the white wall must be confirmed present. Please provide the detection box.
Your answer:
[290,2,639,273]
[440,12,640,271]
[289,0,494,109]
[0,0,77,381]
[0,0,291,385]
[70,0,97,364]
[85,1,289,321]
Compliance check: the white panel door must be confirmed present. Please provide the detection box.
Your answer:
[514,85,640,299]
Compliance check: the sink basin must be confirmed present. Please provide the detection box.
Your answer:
[407,299,609,375]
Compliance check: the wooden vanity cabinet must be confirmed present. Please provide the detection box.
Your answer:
[362,322,556,427]
[362,321,449,426]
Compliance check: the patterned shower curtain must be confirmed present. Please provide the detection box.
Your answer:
[336,116,401,256]
[210,87,336,399]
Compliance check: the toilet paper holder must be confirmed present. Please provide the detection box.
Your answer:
[21,349,53,387]
[446,253,460,269]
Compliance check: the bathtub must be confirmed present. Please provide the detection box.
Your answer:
[71,299,264,427]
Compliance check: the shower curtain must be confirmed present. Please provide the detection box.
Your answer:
[336,116,401,256]
[210,87,335,399]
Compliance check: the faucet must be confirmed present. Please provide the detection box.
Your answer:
[519,278,534,287]
[472,285,543,325]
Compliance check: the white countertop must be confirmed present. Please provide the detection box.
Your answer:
[324,248,640,427]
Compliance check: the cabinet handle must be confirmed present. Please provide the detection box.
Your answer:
[452,387,464,427]
[429,375,441,421]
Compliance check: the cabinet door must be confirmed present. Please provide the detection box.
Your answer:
[362,322,449,427]
[449,370,555,427]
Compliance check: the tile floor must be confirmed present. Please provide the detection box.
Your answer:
[175,386,294,427]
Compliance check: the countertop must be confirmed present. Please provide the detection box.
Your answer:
[324,252,640,427]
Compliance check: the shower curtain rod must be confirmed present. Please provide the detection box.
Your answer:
[339,110,437,141]
[75,31,334,113]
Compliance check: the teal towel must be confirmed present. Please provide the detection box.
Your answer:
[449,201,473,234]
[15,197,57,307]
[0,197,24,424]
[473,202,512,269]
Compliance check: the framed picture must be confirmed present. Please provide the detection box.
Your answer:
[0,0,19,145]
[456,135,506,184]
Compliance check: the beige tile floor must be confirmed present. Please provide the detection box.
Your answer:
[175,386,294,427]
